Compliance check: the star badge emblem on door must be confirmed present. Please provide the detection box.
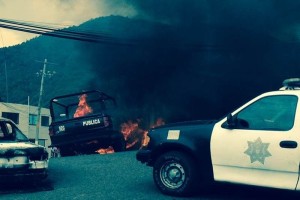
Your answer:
[244,137,271,164]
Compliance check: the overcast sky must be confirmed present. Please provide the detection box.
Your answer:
[0,0,137,47]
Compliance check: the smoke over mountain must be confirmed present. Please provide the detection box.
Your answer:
[73,1,300,125]
[2,1,300,126]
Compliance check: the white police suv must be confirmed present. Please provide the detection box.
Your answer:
[137,78,300,196]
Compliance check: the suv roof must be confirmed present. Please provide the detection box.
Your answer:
[0,117,14,122]
[280,78,300,90]
[50,90,115,107]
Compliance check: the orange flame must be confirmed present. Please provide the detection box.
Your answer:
[121,120,144,149]
[95,146,115,154]
[143,118,165,147]
[74,94,93,118]
[151,117,165,128]
[96,118,165,154]
[121,118,165,149]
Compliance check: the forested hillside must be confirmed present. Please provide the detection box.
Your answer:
[1,15,300,126]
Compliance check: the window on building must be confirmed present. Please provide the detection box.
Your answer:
[38,139,46,147]
[41,116,50,126]
[2,112,19,124]
[29,114,38,125]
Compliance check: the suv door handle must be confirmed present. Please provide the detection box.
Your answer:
[280,141,298,149]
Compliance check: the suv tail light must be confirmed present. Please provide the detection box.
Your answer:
[49,127,54,136]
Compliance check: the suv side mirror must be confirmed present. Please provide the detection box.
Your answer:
[222,113,237,129]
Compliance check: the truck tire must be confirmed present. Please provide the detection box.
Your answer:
[112,137,126,152]
[59,146,75,157]
[153,151,197,196]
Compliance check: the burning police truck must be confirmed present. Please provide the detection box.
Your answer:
[48,90,126,156]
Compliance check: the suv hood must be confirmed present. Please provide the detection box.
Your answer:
[0,142,47,158]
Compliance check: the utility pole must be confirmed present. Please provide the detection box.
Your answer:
[4,61,8,102]
[35,59,56,145]
[0,31,8,102]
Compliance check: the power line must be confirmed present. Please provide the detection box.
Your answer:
[0,18,136,45]
[0,18,225,50]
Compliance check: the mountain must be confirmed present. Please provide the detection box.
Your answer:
[0,16,169,105]
[1,15,300,126]
[0,16,185,126]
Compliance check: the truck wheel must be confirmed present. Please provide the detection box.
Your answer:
[59,146,75,157]
[153,151,197,196]
[112,137,126,152]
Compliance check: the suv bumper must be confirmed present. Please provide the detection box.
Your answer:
[0,169,48,183]
[136,149,152,164]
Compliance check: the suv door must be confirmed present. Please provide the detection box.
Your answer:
[211,94,300,190]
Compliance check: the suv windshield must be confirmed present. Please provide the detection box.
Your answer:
[0,121,29,141]
[14,125,29,141]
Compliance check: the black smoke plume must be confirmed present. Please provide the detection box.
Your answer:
[79,1,300,125]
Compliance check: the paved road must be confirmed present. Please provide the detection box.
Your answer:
[1,151,300,200]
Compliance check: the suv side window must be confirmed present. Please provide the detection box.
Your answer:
[236,95,297,131]
[7,122,29,141]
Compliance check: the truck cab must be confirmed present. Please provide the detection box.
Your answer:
[49,90,125,156]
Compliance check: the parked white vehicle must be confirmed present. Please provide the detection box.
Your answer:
[0,117,48,182]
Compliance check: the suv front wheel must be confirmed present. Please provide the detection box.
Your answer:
[153,151,197,196]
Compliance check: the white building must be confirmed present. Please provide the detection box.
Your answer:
[0,102,51,152]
